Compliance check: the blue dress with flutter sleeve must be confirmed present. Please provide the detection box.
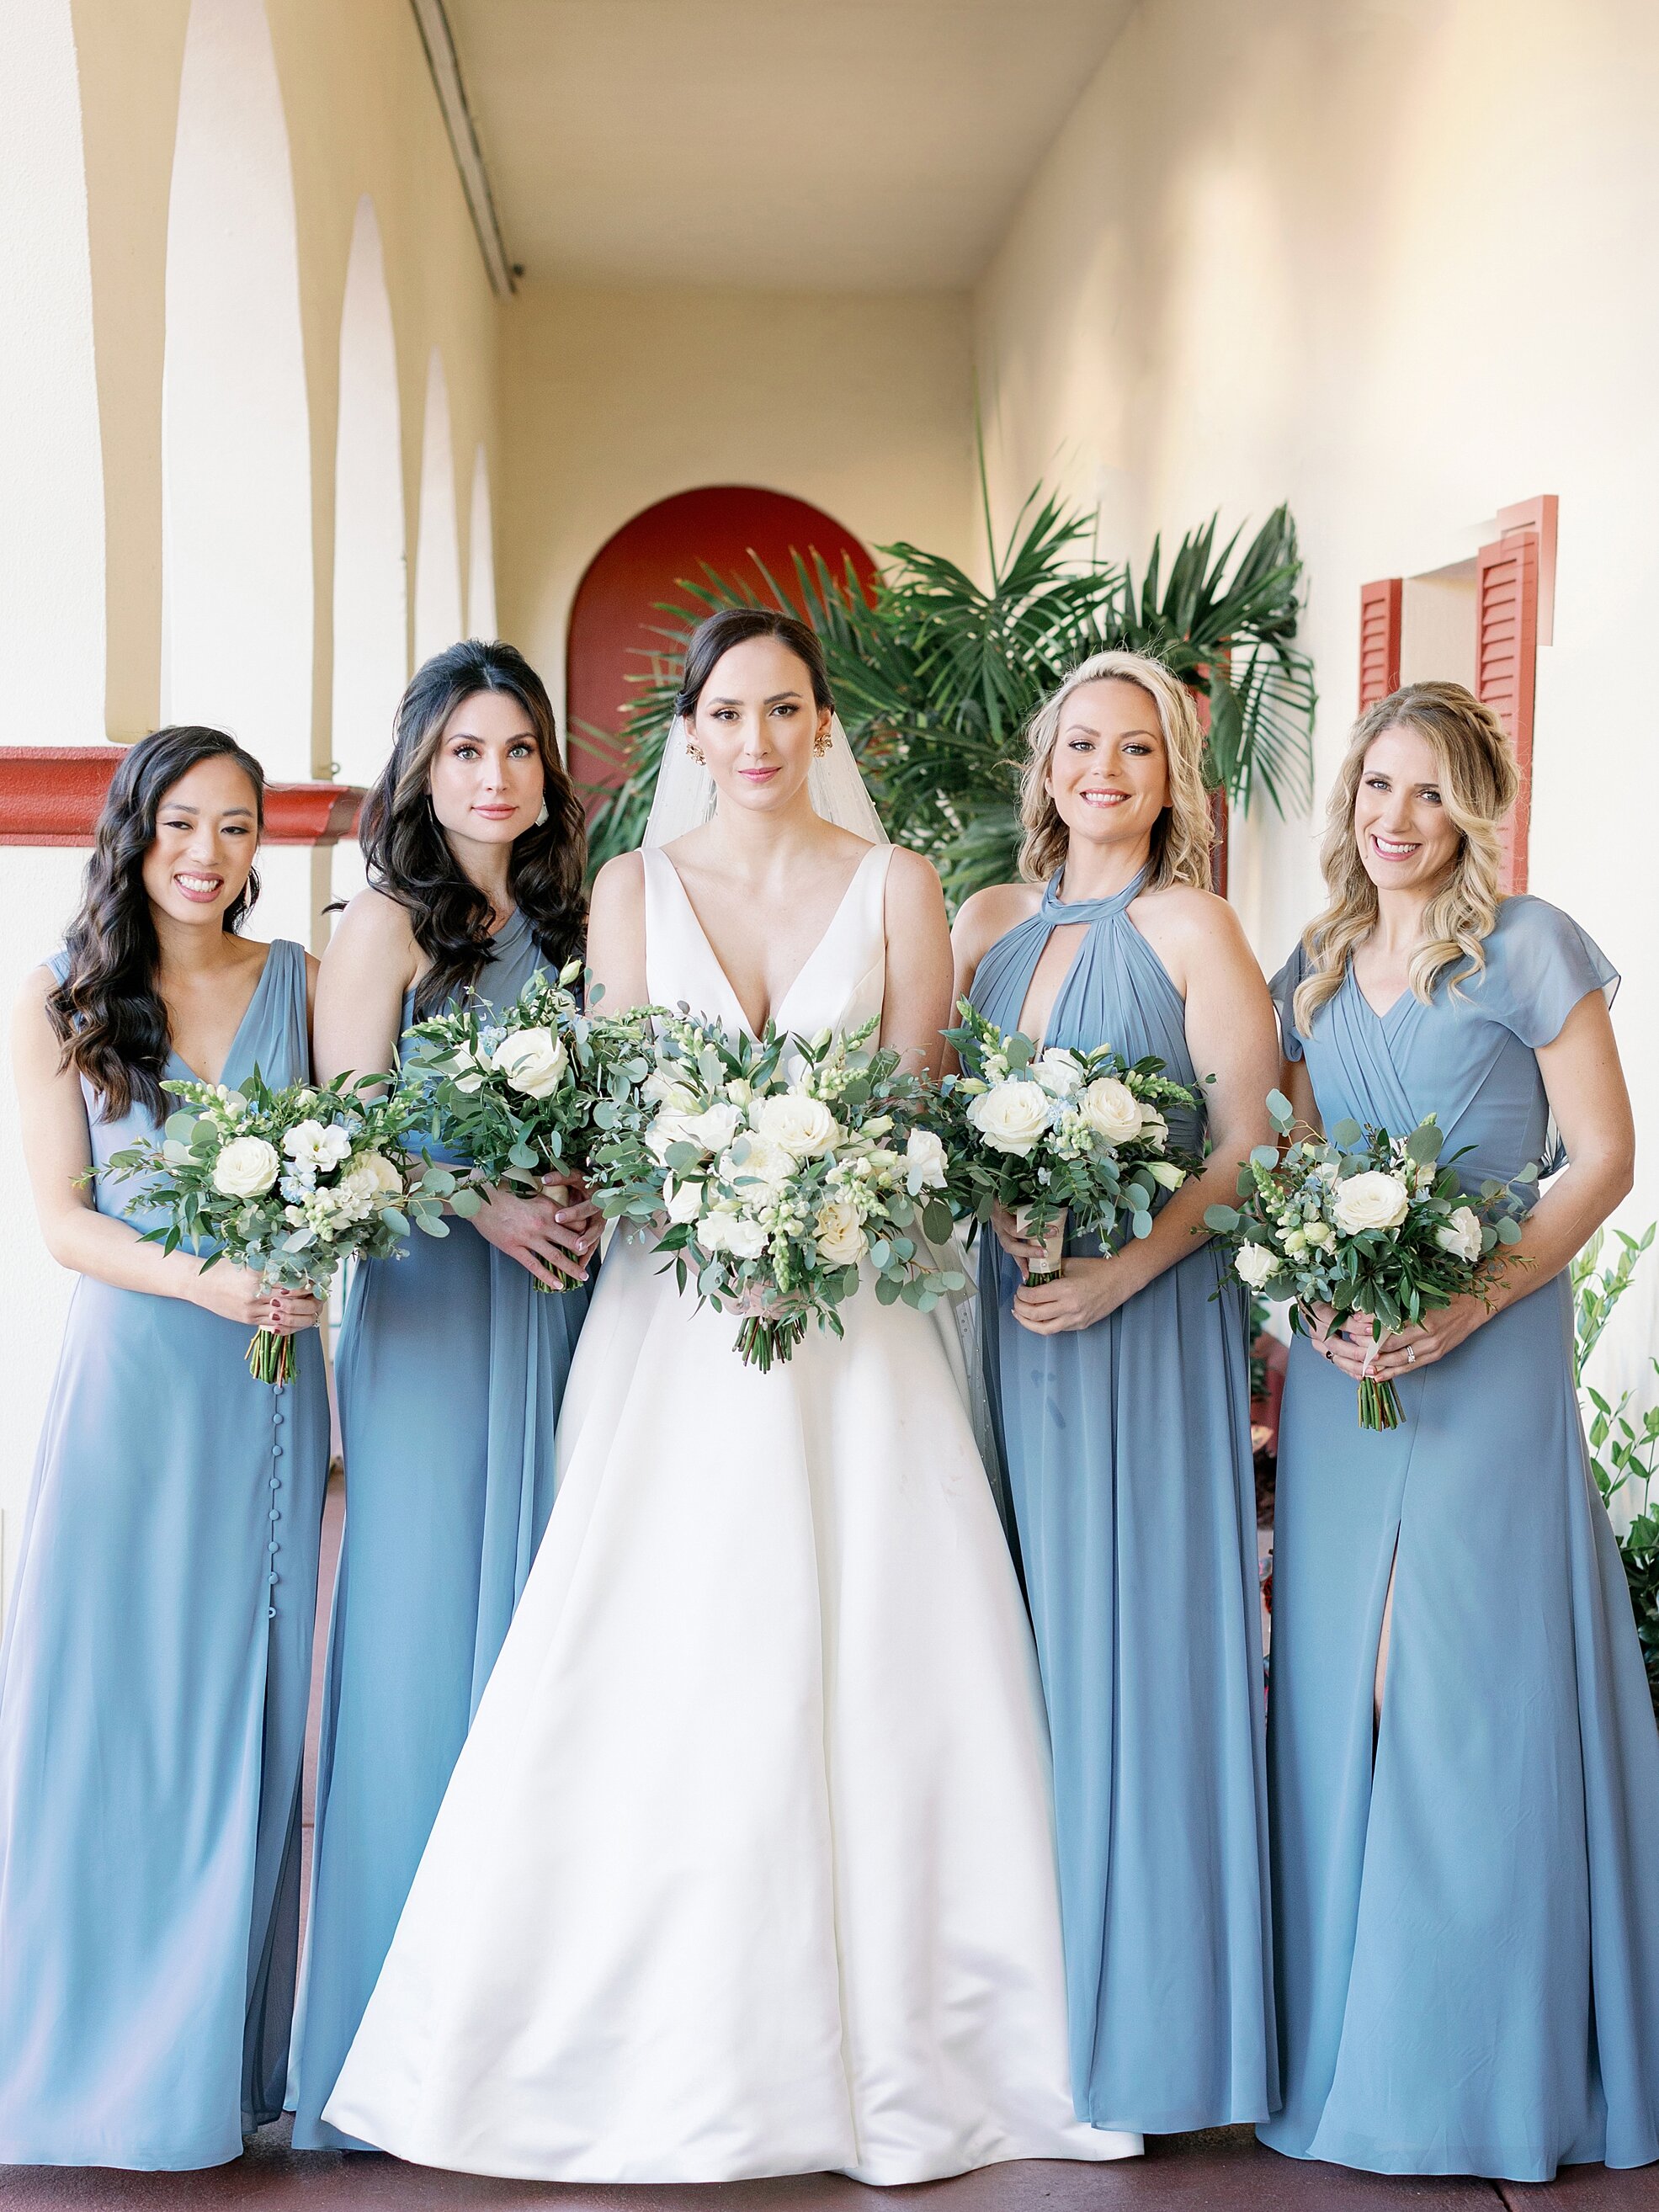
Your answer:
[0,940,329,2168]
[1263,895,1659,2180]
[969,869,1276,2134]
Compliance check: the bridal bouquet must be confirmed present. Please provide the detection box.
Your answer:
[936,1001,1200,1284]
[591,1013,962,1370]
[97,1071,449,1384]
[1203,1091,1530,1430]
[398,965,653,1289]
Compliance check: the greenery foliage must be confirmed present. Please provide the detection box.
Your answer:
[1571,1225,1659,1715]
[581,469,1316,902]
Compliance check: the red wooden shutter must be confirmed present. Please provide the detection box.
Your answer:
[1476,516,1544,893]
[1358,578,1402,710]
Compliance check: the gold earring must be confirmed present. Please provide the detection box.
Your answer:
[813,728,832,758]
[685,738,705,765]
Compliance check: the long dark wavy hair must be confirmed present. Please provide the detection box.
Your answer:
[357,639,586,1018]
[48,726,266,1122]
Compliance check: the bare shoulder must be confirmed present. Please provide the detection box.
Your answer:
[883,843,942,899]
[951,880,1040,962]
[1139,882,1253,956]
[13,960,60,1028]
[330,885,417,958]
[589,849,646,916]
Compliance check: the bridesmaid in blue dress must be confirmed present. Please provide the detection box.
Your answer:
[290,640,597,2149]
[0,727,328,2167]
[1262,680,1659,2181]
[952,649,1281,2133]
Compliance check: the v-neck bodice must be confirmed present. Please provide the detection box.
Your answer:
[641,843,891,1044]
[969,867,1204,1156]
[1271,894,1619,1202]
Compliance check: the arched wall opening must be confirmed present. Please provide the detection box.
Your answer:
[412,348,463,668]
[161,0,312,811]
[468,444,497,641]
[565,486,875,797]
[332,194,406,794]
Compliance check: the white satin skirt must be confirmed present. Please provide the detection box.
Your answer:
[324,1234,1139,2184]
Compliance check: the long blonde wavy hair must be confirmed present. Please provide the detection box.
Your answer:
[1018,650,1214,891]
[1292,680,1519,1036]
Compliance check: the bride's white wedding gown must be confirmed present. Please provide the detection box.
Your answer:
[325,843,1140,2184]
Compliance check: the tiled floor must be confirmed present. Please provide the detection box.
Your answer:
[1,2126,1656,2212]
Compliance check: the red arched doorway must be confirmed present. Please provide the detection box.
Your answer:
[565,486,876,799]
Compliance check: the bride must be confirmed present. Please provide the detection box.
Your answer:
[323,609,1138,2186]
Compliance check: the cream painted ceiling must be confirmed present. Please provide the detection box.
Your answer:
[443,0,1136,290]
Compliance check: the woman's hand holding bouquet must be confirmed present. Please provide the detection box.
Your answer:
[1204,1090,1531,1429]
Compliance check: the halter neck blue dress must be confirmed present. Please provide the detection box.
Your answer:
[1263,895,1659,2180]
[0,940,329,2168]
[968,871,1276,2133]
[290,907,590,2150]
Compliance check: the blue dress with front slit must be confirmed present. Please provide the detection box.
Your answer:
[290,907,590,2149]
[1262,895,1659,2180]
[969,869,1276,2133]
[0,940,329,2168]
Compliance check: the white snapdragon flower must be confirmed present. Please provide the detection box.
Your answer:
[284,1119,354,1173]
[1435,1205,1484,1263]
[967,1079,1055,1157]
[1234,1242,1281,1289]
[212,1135,281,1199]
[492,1027,568,1098]
[1332,1170,1411,1236]
[1078,1077,1145,1146]
[902,1127,949,1194]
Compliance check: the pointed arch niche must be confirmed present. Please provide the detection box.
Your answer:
[162,0,311,793]
[565,487,875,797]
[1,0,104,738]
[413,350,463,667]
[332,195,406,794]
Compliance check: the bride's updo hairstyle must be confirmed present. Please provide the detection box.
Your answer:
[1292,680,1518,1036]
[48,725,265,1122]
[358,638,586,1019]
[1018,649,1213,891]
[674,605,834,723]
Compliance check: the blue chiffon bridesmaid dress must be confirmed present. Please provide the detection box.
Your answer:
[1262,895,1659,2180]
[969,869,1276,2133]
[290,907,589,2150]
[0,939,329,2169]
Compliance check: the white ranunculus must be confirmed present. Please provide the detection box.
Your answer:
[492,1026,569,1099]
[681,1099,745,1154]
[725,1133,795,1194]
[664,1176,705,1224]
[967,1078,1055,1158]
[903,1127,949,1194]
[1332,1169,1412,1236]
[814,1196,868,1267]
[1436,1204,1483,1263]
[1234,1242,1281,1289]
[642,1066,696,1111]
[283,1119,354,1172]
[213,1135,281,1199]
[1078,1077,1145,1146]
[338,1150,403,1201]
[755,1092,841,1159]
[1031,1049,1086,1099]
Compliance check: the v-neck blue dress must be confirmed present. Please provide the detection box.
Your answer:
[290,907,590,2150]
[969,871,1276,2133]
[1263,895,1659,2181]
[0,940,330,2168]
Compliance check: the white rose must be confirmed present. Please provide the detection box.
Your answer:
[642,1067,696,1111]
[814,1196,868,1267]
[1436,1204,1483,1263]
[1302,1218,1333,1248]
[681,1099,745,1154]
[1234,1242,1281,1289]
[338,1150,403,1201]
[725,1133,795,1194]
[722,1214,770,1261]
[1078,1077,1145,1146]
[1280,1226,1308,1256]
[213,1134,281,1199]
[1332,1169,1412,1236]
[755,1092,841,1159]
[1031,1049,1086,1099]
[283,1118,354,1172]
[664,1176,705,1225]
[903,1127,949,1194]
[492,1027,568,1099]
[646,1110,698,1163]
[967,1079,1055,1158]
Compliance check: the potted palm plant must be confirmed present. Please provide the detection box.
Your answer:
[582,465,1316,903]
